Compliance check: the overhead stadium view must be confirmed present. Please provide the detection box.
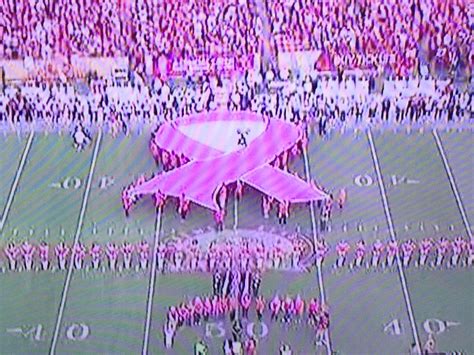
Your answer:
[0,0,472,354]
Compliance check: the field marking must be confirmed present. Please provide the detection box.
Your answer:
[142,207,162,355]
[367,129,422,354]
[302,142,333,355]
[432,129,473,240]
[49,131,102,355]
[0,132,34,233]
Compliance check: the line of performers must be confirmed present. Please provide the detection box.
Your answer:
[155,237,309,274]
[2,240,151,272]
[315,236,473,269]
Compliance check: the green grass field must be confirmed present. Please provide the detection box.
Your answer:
[0,126,472,354]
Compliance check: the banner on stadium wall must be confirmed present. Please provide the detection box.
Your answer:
[153,54,258,78]
[71,56,129,78]
[277,50,321,74]
[0,60,29,82]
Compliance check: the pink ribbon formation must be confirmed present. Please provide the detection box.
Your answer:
[122,112,328,216]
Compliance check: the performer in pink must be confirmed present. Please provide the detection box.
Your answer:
[235,180,243,200]
[371,240,385,268]
[308,298,320,323]
[214,209,226,232]
[241,293,251,318]
[122,187,133,217]
[73,242,86,270]
[189,239,200,271]
[272,244,283,269]
[401,240,416,267]
[5,242,20,271]
[55,242,70,270]
[294,294,305,320]
[174,241,185,272]
[256,242,266,271]
[149,140,160,165]
[337,188,347,209]
[193,296,204,325]
[435,237,450,267]
[89,242,102,270]
[335,240,350,268]
[386,240,398,267]
[278,200,289,225]
[153,190,166,210]
[21,241,35,271]
[468,239,474,266]
[255,295,265,321]
[262,196,271,219]
[177,193,191,220]
[418,238,434,266]
[283,296,294,323]
[161,150,170,171]
[354,240,366,268]
[156,242,167,273]
[291,238,303,269]
[207,242,217,272]
[122,242,134,270]
[39,242,49,271]
[451,236,466,267]
[106,242,119,271]
[269,294,281,321]
[315,239,329,267]
[203,296,212,322]
[137,240,150,270]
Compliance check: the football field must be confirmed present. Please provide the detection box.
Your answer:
[0,126,472,354]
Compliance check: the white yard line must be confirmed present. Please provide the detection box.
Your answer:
[302,144,333,355]
[367,129,422,354]
[142,208,163,355]
[49,131,102,355]
[432,129,473,240]
[0,132,34,232]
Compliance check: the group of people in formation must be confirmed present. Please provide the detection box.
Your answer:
[314,235,473,270]
[155,236,309,274]
[1,240,150,272]
[164,291,329,353]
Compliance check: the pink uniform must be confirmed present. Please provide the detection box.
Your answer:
[21,242,35,271]
[89,243,102,269]
[39,243,49,270]
[5,243,20,270]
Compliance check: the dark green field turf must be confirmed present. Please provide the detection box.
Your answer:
[0,127,472,354]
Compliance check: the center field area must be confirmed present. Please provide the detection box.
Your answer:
[0,127,472,354]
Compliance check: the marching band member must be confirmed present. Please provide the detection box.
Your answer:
[315,239,329,267]
[255,295,265,320]
[137,240,150,270]
[39,242,49,271]
[451,236,466,267]
[241,293,251,318]
[337,188,347,209]
[468,240,474,266]
[371,240,385,268]
[21,241,35,271]
[418,238,433,266]
[106,242,119,271]
[55,242,70,270]
[386,240,398,267]
[354,240,366,268]
[269,294,281,321]
[156,242,167,273]
[89,242,102,270]
[401,240,416,267]
[122,241,134,270]
[335,240,350,268]
[5,243,20,271]
[262,196,272,219]
[294,294,305,321]
[73,242,86,270]
[434,237,450,267]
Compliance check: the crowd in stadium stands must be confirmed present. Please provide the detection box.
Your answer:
[2,235,472,273]
[0,0,472,136]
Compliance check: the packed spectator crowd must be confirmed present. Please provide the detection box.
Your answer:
[0,0,472,136]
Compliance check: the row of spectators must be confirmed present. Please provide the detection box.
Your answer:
[0,67,471,136]
[0,0,471,78]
